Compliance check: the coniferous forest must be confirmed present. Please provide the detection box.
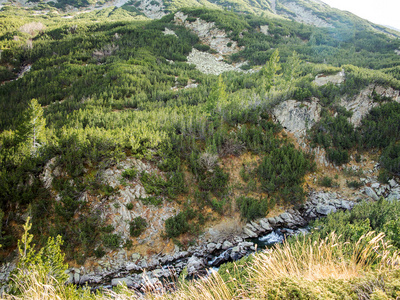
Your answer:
[1,1,400,298]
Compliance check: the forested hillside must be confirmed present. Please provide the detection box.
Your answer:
[1,2,400,298]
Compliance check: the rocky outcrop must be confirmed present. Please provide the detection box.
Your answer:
[340,84,400,126]
[187,48,249,75]
[99,157,179,247]
[284,2,333,28]
[313,70,345,86]
[163,27,177,37]
[260,25,269,35]
[174,12,243,55]
[272,98,322,142]
[359,171,400,201]
[135,0,166,19]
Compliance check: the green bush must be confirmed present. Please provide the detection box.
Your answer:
[380,142,400,176]
[346,180,363,189]
[164,208,197,238]
[121,167,138,180]
[198,166,229,197]
[318,176,334,187]
[94,246,106,258]
[102,233,121,249]
[258,144,314,204]
[194,43,210,52]
[101,224,114,233]
[236,196,274,221]
[310,199,400,247]
[129,216,148,237]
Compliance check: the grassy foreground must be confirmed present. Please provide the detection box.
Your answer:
[4,231,400,300]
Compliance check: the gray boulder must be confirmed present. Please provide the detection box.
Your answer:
[316,204,336,215]
[340,200,351,210]
[389,179,398,188]
[387,192,400,202]
[365,187,379,201]
[222,240,233,250]
[243,227,258,238]
[207,243,217,252]
[280,212,293,224]
[259,219,273,231]
[187,256,205,276]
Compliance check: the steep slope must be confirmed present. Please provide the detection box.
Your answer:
[0,3,400,292]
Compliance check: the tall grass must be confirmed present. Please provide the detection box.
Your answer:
[3,232,400,300]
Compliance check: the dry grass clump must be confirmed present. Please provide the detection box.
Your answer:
[252,232,398,282]
[3,232,400,300]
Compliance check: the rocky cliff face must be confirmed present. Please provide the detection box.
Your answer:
[134,0,166,19]
[340,84,400,126]
[272,98,321,142]
[283,2,333,28]
[174,12,244,56]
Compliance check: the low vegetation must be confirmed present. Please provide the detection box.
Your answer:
[0,4,400,297]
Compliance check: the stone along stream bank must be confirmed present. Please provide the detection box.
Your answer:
[65,190,356,291]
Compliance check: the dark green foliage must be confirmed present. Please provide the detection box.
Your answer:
[102,233,121,249]
[138,196,163,206]
[318,176,334,188]
[377,168,392,184]
[164,208,197,238]
[100,224,114,233]
[312,110,359,165]
[194,43,210,52]
[121,167,138,180]
[360,102,400,149]
[346,180,364,189]
[310,199,400,246]
[129,216,148,237]
[140,169,186,199]
[258,144,315,204]
[380,142,400,176]
[236,196,274,221]
[125,202,134,210]
[313,102,400,172]
[94,246,106,258]
[198,166,229,197]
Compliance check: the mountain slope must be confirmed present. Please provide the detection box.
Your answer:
[0,1,400,295]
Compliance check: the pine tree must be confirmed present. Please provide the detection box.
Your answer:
[16,99,46,155]
[284,51,301,84]
[259,49,282,95]
[205,75,228,114]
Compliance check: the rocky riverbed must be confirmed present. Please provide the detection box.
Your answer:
[61,190,358,290]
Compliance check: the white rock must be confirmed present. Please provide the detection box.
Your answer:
[259,219,273,231]
[371,183,380,189]
[365,187,379,201]
[389,179,398,188]
[222,241,233,250]
[314,70,345,86]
